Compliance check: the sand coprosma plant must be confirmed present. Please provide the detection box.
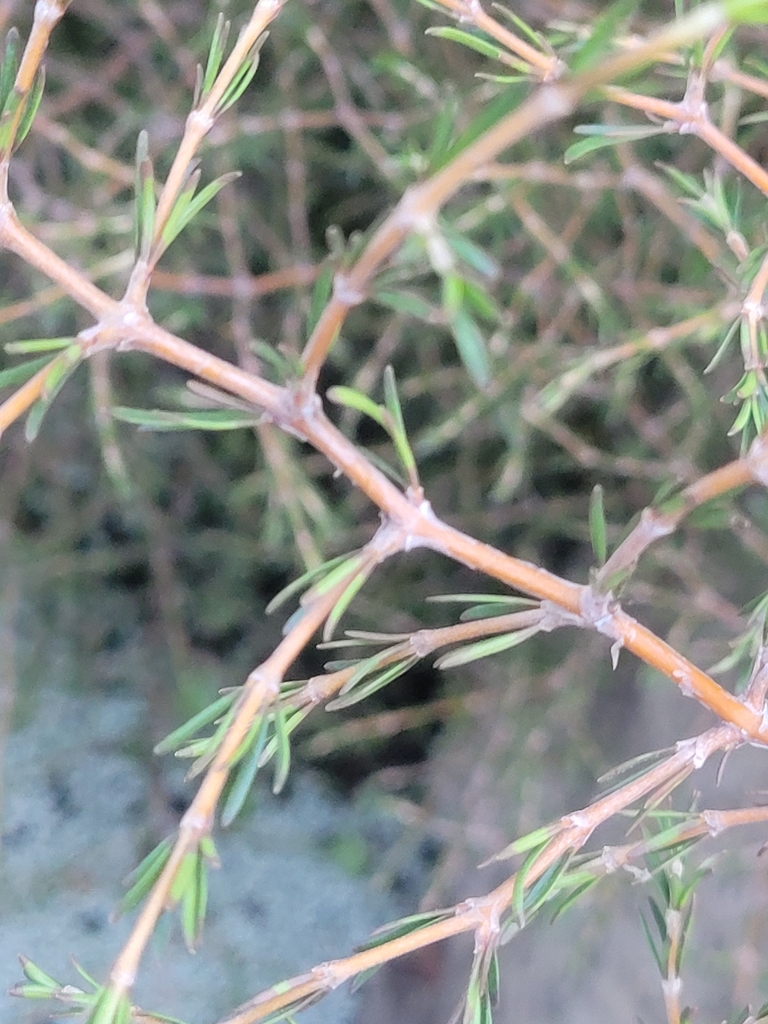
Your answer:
[3,0,768,1022]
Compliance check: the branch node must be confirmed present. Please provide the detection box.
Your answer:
[675,734,709,770]
[538,600,582,632]
[702,809,724,837]
[671,668,695,698]
[332,272,366,308]
[579,587,622,642]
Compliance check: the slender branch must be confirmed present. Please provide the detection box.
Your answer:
[0,360,53,441]
[108,564,374,997]
[106,520,408,1000]
[595,456,754,590]
[696,118,768,197]
[432,0,561,78]
[0,0,70,197]
[4,288,763,737]
[150,0,288,257]
[150,263,319,298]
[606,84,768,197]
[713,60,768,100]
[214,724,740,1024]
[298,5,731,390]
[123,285,768,738]
[530,306,733,420]
[0,205,115,319]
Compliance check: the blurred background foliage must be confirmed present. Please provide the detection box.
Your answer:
[1,0,768,876]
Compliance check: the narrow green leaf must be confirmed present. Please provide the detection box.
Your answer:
[323,568,370,641]
[443,82,525,164]
[350,965,385,993]
[491,4,548,50]
[523,852,572,918]
[265,553,351,615]
[487,948,500,1006]
[569,0,635,72]
[327,386,388,430]
[449,307,492,389]
[116,837,174,917]
[383,365,406,438]
[480,821,562,865]
[23,401,46,442]
[589,484,607,565]
[154,693,237,755]
[256,705,311,770]
[161,171,240,250]
[703,317,739,374]
[464,957,483,1024]
[229,712,266,768]
[461,280,499,322]
[18,956,59,989]
[250,988,325,1024]
[161,166,200,244]
[383,366,418,478]
[15,67,44,148]
[0,354,51,389]
[335,648,398,693]
[5,337,76,354]
[216,35,266,115]
[428,593,536,606]
[549,876,599,922]
[443,227,500,280]
[202,14,230,100]
[200,834,219,865]
[373,289,435,320]
[358,909,454,950]
[307,260,335,336]
[512,843,542,927]
[426,26,507,62]
[302,553,365,604]
[675,897,695,973]
[476,71,532,84]
[459,602,538,621]
[10,982,58,1000]
[725,0,768,24]
[640,911,665,975]
[71,959,100,989]
[174,737,214,760]
[221,714,269,826]
[564,125,666,164]
[597,746,676,794]
[41,344,82,401]
[186,703,238,778]
[0,29,20,111]
[272,706,291,794]
[442,271,464,319]
[427,91,458,169]
[326,655,420,710]
[0,93,21,155]
[86,986,128,1024]
[134,129,156,261]
[728,399,753,436]
[648,895,667,942]
[24,346,83,442]
[181,847,208,952]
[168,851,195,906]
[435,624,541,669]
[112,406,258,431]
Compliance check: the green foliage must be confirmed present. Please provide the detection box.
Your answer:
[0,28,45,158]
[4,0,768,1022]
